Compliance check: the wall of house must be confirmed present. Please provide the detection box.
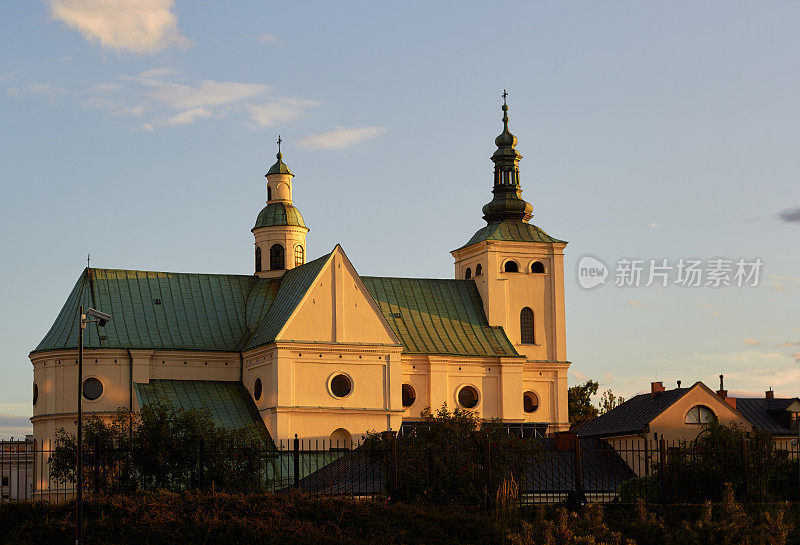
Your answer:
[649,388,751,441]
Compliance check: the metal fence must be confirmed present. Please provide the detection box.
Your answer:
[4,435,798,505]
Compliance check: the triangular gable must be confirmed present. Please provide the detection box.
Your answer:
[649,381,750,429]
[276,245,401,346]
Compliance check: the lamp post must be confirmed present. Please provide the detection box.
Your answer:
[76,305,111,545]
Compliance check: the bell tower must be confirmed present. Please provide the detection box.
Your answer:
[451,93,568,363]
[253,137,309,278]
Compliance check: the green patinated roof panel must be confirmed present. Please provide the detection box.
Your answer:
[459,220,566,250]
[361,277,519,357]
[36,259,518,358]
[34,269,280,353]
[134,379,273,446]
[253,203,307,230]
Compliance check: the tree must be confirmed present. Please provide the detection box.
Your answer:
[599,389,625,414]
[568,380,599,427]
[49,399,272,493]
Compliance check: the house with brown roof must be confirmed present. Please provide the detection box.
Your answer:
[576,378,799,475]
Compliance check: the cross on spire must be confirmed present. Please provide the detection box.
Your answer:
[502,89,508,105]
[277,135,282,153]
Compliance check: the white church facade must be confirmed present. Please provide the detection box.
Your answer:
[30,100,571,447]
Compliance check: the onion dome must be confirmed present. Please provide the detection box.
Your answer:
[252,202,307,231]
[482,91,533,224]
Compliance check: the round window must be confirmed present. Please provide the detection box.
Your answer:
[254,377,262,401]
[402,384,416,407]
[458,385,479,409]
[330,374,352,398]
[33,383,38,406]
[82,377,103,400]
[523,391,539,413]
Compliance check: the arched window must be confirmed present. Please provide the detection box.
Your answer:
[465,268,472,279]
[504,260,519,273]
[531,261,545,274]
[255,246,262,272]
[523,391,539,413]
[294,245,304,267]
[330,428,352,450]
[520,307,535,344]
[270,244,285,270]
[685,405,715,424]
[475,264,482,276]
[33,383,38,406]
[267,186,272,201]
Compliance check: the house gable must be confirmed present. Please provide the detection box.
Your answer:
[649,382,751,436]
[277,245,401,346]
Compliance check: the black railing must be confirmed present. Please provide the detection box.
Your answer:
[4,435,798,505]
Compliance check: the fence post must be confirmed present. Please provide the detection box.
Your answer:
[389,431,398,503]
[741,439,749,504]
[198,437,205,490]
[484,436,493,511]
[293,434,300,490]
[93,435,100,496]
[659,438,667,504]
[573,436,584,507]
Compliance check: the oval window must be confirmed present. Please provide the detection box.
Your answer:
[330,374,353,398]
[523,391,539,413]
[402,384,416,407]
[33,383,38,406]
[82,377,103,400]
[458,385,479,409]
[254,377,262,401]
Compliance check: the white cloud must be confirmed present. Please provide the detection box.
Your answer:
[627,300,648,307]
[163,107,214,126]
[778,341,800,347]
[249,98,321,127]
[46,0,191,54]
[125,75,271,109]
[744,338,760,346]
[84,96,146,117]
[298,126,387,150]
[258,34,282,46]
[137,67,177,79]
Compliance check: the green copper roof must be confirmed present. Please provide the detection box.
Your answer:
[253,202,307,230]
[134,379,272,446]
[36,259,519,358]
[34,268,281,353]
[361,277,519,357]
[458,220,566,250]
[266,151,293,177]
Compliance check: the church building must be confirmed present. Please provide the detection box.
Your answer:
[30,100,571,447]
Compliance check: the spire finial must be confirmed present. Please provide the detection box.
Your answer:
[276,135,282,159]
[502,89,508,106]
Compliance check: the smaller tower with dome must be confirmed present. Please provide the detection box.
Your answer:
[253,137,309,278]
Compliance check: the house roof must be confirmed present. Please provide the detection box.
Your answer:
[457,219,566,251]
[735,397,800,435]
[34,256,518,358]
[576,387,692,438]
[133,379,272,445]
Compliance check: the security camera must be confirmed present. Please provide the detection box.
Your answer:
[86,308,112,327]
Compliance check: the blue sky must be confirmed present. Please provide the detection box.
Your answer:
[1,1,799,437]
